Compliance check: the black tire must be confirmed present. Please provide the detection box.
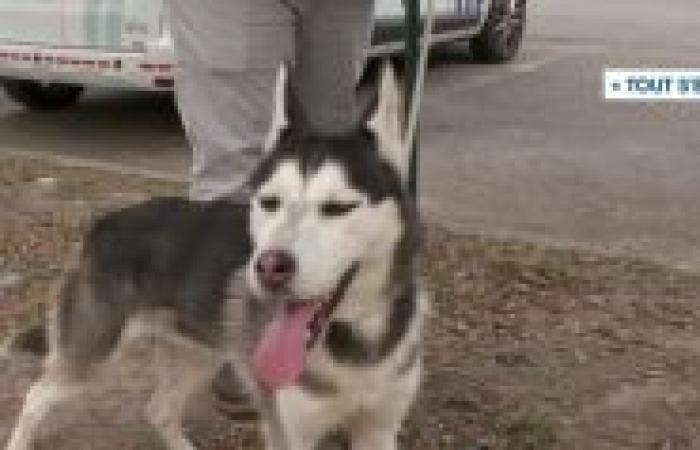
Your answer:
[470,0,526,63]
[1,79,84,110]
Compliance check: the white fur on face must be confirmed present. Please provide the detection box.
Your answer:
[249,160,403,300]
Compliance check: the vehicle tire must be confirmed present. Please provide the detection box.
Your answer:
[470,0,526,63]
[1,79,84,110]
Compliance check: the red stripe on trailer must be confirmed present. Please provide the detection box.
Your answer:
[140,62,174,73]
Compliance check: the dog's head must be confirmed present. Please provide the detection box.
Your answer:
[246,62,412,302]
[245,62,415,389]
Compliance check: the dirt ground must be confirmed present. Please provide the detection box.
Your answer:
[1,153,700,450]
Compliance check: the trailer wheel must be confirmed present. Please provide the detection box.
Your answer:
[470,0,526,63]
[2,79,84,110]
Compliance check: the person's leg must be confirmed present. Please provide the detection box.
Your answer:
[293,0,375,133]
[168,0,375,199]
[167,0,296,200]
[175,68,276,200]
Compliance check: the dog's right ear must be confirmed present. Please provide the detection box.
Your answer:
[264,63,290,153]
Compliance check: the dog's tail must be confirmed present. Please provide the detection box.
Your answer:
[0,323,49,360]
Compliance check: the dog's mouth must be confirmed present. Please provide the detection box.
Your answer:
[252,264,359,391]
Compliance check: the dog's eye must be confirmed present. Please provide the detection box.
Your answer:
[320,201,360,218]
[259,196,281,213]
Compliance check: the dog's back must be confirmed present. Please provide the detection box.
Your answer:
[55,197,251,370]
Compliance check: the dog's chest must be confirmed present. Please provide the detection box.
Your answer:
[303,310,421,392]
[288,337,421,428]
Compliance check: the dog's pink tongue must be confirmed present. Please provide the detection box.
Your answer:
[253,304,317,391]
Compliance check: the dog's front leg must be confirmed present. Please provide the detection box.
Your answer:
[254,389,294,450]
[272,387,339,450]
[260,420,289,450]
[349,424,398,450]
[349,408,401,450]
[348,368,420,450]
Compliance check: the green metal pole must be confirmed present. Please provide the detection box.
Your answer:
[405,0,420,201]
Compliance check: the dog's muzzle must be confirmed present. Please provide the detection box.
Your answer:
[252,263,360,391]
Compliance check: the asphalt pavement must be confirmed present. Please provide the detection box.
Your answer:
[1,0,700,268]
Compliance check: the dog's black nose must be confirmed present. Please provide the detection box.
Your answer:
[255,250,295,291]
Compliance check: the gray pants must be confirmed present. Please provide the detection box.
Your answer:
[168,0,374,200]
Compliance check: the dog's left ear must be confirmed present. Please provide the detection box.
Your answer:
[366,62,408,181]
[264,63,291,153]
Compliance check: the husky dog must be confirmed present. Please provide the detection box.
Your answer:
[4,62,424,450]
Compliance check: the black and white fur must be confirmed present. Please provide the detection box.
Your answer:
[4,62,424,450]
